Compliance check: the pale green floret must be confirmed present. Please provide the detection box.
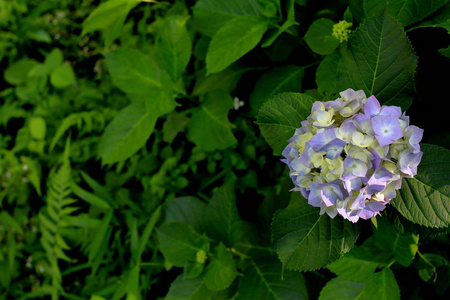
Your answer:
[332,20,352,43]
[196,249,207,264]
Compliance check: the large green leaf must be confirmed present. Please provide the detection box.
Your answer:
[351,0,448,27]
[336,13,417,106]
[104,48,162,94]
[157,222,209,268]
[193,0,262,36]
[236,257,308,300]
[256,92,314,156]
[391,144,450,228]
[204,180,243,246]
[206,16,268,74]
[100,98,175,165]
[203,243,238,291]
[374,221,419,266]
[304,18,340,55]
[320,268,400,300]
[164,196,207,233]
[272,193,360,271]
[188,90,237,151]
[165,275,212,300]
[249,65,304,116]
[155,16,192,81]
[81,0,140,47]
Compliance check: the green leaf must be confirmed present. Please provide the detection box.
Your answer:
[272,193,360,271]
[319,278,365,300]
[391,143,450,228]
[250,65,304,116]
[237,257,308,300]
[165,275,212,300]
[364,268,400,300]
[204,180,243,246]
[336,13,418,105]
[374,221,419,266]
[327,245,380,281]
[81,0,140,47]
[192,67,247,95]
[157,222,209,267]
[50,64,76,88]
[188,90,237,151]
[70,181,112,210]
[203,243,238,291]
[44,48,64,72]
[136,205,161,263]
[100,97,175,164]
[88,210,113,263]
[261,0,297,47]
[4,59,39,85]
[353,0,448,27]
[155,16,192,81]
[164,196,207,233]
[256,92,314,156]
[104,48,162,94]
[162,111,190,143]
[408,3,450,32]
[28,117,46,140]
[193,0,263,36]
[304,18,340,55]
[206,16,268,74]
[316,50,340,96]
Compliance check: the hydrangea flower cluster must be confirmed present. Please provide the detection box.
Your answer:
[281,89,424,222]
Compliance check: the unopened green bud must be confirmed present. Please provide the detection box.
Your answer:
[332,20,352,43]
[196,249,207,264]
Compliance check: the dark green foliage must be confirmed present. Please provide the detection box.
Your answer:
[0,0,449,299]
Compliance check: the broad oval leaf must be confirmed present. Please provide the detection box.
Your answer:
[250,65,304,116]
[237,257,308,300]
[337,13,418,106]
[99,102,156,165]
[206,16,268,74]
[188,90,237,151]
[256,92,315,156]
[391,143,450,228]
[156,221,209,268]
[104,48,162,94]
[165,274,212,300]
[272,193,360,271]
[203,243,238,291]
[304,18,340,55]
[193,0,262,36]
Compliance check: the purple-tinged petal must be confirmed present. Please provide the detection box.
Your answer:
[404,125,424,153]
[358,201,386,219]
[398,149,423,177]
[342,157,368,180]
[320,183,344,207]
[380,105,401,118]
[308,129,337,151]
[364,95,381,117]
[371,115,403,146]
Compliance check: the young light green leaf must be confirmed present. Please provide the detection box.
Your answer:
[50,64,76,88]
[391,144,450,228]
[237,257,308,300]
[28,117,46,140]
[272,193,360,271]
[304,18,340,55]
[250,65,304,116]
[206,16,268,74]
[204,180,243,247]
[70,181,112,210]
[104,48,162,94]
[336,13,418,105]
[256,92,314,156]
[157,222,209,267]
[81,0,140,47]
[155,16,192,81]
[203,243,238,291]
[193,0,262,36]
[165,275,212,300]
[4,59,39,85]
[188,90,237,151]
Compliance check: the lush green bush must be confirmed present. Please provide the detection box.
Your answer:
[1,0,449,299]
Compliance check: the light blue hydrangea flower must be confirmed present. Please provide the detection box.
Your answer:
[282,89,423,223]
